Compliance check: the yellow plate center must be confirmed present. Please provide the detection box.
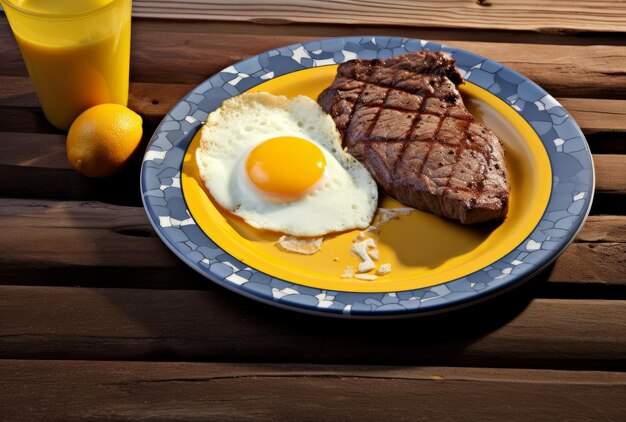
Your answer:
[182,66,552,293]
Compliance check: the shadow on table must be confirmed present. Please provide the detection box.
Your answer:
[94,264,553,368]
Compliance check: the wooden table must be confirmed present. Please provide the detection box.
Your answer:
[1,2,625,420]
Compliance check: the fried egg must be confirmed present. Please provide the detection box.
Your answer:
[195,92,378,237]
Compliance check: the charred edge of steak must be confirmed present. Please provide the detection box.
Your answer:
[318,51,510,224]
[337,52,463,86]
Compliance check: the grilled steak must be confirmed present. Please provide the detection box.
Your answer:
[318,51,509,224]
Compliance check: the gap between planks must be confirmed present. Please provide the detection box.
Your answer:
[0,360,625,421]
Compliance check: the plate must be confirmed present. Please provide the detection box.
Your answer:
[140,36,594,317]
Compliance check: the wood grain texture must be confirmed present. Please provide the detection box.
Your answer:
[0,199,189,288]
[1,360,624,421]
[128,19,626,46]
[130,34,626,100]
[595,155,626,194]
[592,152,626,201]
[1,11,625,417]
[546,215,626,285]
[0,286,624,369]
[130,0,626,33]
[0,198,624,289]
[558,98,626,135]
[549,243,626,285]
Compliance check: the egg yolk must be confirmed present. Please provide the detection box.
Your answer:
[245,136,326,201]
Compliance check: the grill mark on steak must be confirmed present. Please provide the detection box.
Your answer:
[318,51,510,224]
[402,98,430,175]
[393,102,425,179]
[366,88,392,140]
[343,66,375,138]
[447,117,477,202]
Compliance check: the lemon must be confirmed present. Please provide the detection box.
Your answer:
[67,103,143,177]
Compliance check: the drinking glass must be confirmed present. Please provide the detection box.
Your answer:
[1,0,132,130]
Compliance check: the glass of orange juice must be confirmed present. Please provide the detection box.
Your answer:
[1,0,132,130]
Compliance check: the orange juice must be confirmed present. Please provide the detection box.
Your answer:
[2,0,132,130]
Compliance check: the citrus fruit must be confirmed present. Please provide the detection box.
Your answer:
[66,103,143,177]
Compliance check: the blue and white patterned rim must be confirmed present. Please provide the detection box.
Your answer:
[140,36,594,318]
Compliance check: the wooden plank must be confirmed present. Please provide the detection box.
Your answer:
[575,215,626,243]
[558,98,626,135]
[130,0,626,33]
[0,198,623,288]
[0,106,60,134]
[129,33,626,99]
[595,155,626,194]
[0,76,37,108]
[0,286,624,368]
[1,19,625,99]
[130,19,626,45]
[546,216,626,286]
[0,199,185,286]
[0,132,67,169]
[591,156,626,213]
[0,155,145,206]
[548,243,626,284]
[1,360,625,421]
[0,193,209,287]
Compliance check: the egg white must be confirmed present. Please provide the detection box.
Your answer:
[196,92,378,237]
